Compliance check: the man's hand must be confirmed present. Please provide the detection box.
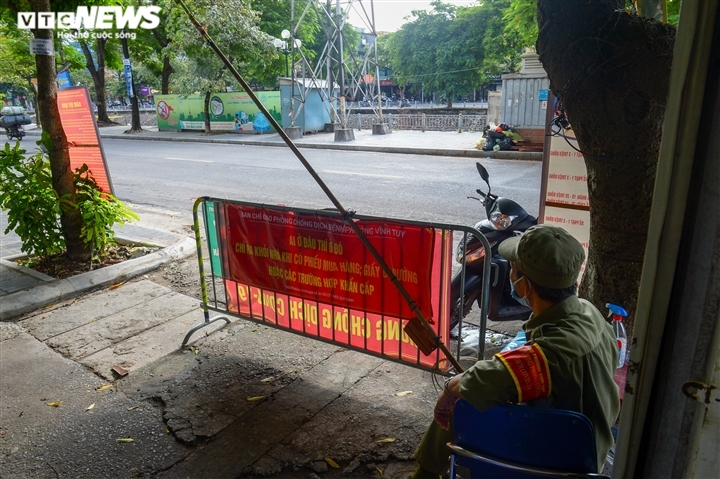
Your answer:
[434,391,457,430]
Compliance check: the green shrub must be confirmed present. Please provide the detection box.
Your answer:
[0,142,138,258]
[74,164,138,253]
[0,142,64,256]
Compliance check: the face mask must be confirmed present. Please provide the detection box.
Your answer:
[511,276,531,308]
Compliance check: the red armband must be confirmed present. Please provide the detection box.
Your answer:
[495,343,552,403]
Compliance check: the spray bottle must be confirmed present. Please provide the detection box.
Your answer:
[606,303,628,369]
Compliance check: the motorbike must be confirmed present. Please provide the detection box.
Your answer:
[450,162,538,331]
[5,124,25,141]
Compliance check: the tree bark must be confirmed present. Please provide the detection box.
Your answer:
[203,91,212,134]
[536,0,676,335]
[78,36,113,124]
[121,32,142,132]
[161,55,174,95]
[29,0,90,262]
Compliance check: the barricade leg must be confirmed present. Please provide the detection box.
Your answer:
[181,198,231,347]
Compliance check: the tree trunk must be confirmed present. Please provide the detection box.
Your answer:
[29,0,90,262]
[203,91,212,134]
[446,96,452,108]
[121,32,142,132]
[536,0,676,335]
[161,55,174,95]
[78,36,113,124]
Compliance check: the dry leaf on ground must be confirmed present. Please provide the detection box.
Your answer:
[395,391,413,396]
[46,401,61,407]
[325,457,340,469]
[376,437,397,444]
[85,404,95,411]
[246,396,265,402]
[116,438,134,443]
[97,384,113,391]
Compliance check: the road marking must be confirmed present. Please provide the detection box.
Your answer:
[323,170,402,179]
[165,157,214,163]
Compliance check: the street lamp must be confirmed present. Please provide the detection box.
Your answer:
[273,29,301,77]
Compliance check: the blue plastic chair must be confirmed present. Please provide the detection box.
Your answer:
[448,400,610,478]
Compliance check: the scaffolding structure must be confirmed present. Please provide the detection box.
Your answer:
[283,0,387,129]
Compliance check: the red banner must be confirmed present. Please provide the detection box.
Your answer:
[219,204,452,369]
[57,86,113,194]
[224,204,435,320]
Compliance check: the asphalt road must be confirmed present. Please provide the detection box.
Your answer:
[102,138,542,226]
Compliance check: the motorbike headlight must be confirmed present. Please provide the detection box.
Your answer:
[489,204,517,230]
[456,240,496,264]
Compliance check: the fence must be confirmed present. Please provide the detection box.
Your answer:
[183,197,492,375]
[345,113,487,132]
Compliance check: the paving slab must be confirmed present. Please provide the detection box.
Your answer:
[159,349,385,478]
[0,327,188,479]
[45,291,197,360]
[79,309,207,380]
[19,279,172,341]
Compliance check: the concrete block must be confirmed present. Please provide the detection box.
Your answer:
[334,128,355,142]
[324,123,337,133]
[372,123,392,135]
[284,126,303,139]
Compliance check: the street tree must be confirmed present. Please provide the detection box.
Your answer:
[75,31,122,124]
[251,0,321,87]
[536,0,676,334]
[387,0,522,106]
[167,0,274,134]
[1,0,91,261]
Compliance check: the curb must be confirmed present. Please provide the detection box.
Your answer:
[0,234,195,321]
[23,130,543,161]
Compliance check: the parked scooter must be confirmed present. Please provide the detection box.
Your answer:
[450,162,538,331]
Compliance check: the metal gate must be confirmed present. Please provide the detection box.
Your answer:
[183,197,491,375]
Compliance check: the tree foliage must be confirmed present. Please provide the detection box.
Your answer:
[167,0,274,132]
[386,0,524,106]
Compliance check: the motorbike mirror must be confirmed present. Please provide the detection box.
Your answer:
[476,162,490,185]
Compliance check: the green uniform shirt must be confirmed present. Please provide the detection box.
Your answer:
[458,295,621,469]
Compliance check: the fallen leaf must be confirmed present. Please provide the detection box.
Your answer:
[325,457,340,469]
[376,466,384,476]
[117,438,134,443]
[260,376,275,383]
[127,405,140,411]
[46,401,62,407]
[246,396,265,402]
[395,391,413,397]
[108,281,126,290]
[97,384,113,391]
[194,348,199,355]
[166,428,170,434]
[376,437,396,444]
[86,403,95,411]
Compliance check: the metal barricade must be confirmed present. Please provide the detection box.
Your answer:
[183,197,491,375]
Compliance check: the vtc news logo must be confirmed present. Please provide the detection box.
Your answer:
[17,6,161,30]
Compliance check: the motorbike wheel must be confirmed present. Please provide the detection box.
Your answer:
[449,290,481,334]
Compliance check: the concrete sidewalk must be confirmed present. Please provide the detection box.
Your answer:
[0,211,196,319]
[23,124,543,161]
[0,207,439,478]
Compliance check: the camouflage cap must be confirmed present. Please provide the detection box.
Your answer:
[497,224,585,289]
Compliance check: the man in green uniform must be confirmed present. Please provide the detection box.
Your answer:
[412,224,620,479]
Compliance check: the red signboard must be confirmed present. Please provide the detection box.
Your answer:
[219,204,452,369]
[56,86,113,194]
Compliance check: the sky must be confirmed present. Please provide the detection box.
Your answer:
[344,0,478,33]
